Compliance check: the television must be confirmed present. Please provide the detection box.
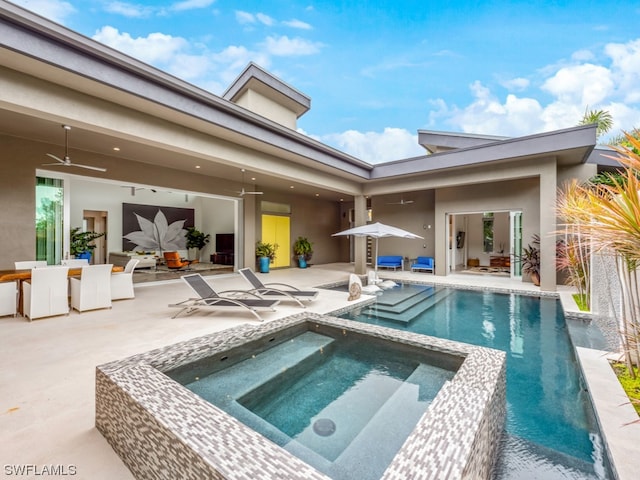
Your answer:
[216,233,234,254]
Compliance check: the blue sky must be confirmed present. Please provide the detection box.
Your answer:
[11,0,640,163]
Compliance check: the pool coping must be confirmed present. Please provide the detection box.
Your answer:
[96,312,506,480]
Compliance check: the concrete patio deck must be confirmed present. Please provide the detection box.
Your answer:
[0,263,637,479]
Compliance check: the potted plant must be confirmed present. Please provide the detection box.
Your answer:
[255,241,278,273]
[70,227,105,261]
[185,227,210,261]
[293,236,313,268]
[520,234,541,286]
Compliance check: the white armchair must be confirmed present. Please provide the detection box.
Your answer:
[70,264,113,312]
[23,266,70,321]
[111,259,139,300]
[14,260,47,269]
[0,281,18,317]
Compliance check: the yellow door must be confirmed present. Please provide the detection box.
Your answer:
[262,214,290,268]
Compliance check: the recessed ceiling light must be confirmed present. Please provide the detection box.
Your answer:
[251,177,256,181]
[113,147,120,151]
[195,165,201,169]
[290,185,294,189]
[315,193,320,197]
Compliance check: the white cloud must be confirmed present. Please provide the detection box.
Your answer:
[235,11,255,25]
[12,0,75,24]
[104,2,153,18]
[255,13,275,26]
[500,77,529,91]
[427,37,640,142]
[262,35,323,56]
[92,26,188,64]
[170,0,216,11]
[323,128,425,164]
[235,11,274,26]
[605,38,640,103]
[283,19,312,30]
[541,63,614,106]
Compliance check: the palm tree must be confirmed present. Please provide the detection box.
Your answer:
[578,107,613,141]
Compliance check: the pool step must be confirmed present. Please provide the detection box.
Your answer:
[330,363,454,479]
[362,287,452,324]
[186,331,335,402]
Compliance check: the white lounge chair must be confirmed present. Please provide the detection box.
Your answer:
[0,281,18,317]
[169,273,279,321]
[238,268,319,308]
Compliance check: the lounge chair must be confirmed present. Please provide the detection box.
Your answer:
[169,273,279,321]
[238,268,319,308]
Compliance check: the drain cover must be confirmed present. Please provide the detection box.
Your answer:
[313,418,336,436]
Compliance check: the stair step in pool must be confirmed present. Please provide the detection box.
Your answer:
[362,288,452,324]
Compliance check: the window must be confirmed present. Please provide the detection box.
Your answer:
[483,212,494,253]
[36,177,64,264]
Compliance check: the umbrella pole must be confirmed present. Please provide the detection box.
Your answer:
[374,238,379,277]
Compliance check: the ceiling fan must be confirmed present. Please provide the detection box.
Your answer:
[43,125,107,172]
[387,196,414,205]
[235,169,263,196]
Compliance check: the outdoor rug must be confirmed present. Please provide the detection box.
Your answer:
[462,266,510,276]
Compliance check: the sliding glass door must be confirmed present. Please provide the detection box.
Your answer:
[35,176,64,265]
[510,211,523,278]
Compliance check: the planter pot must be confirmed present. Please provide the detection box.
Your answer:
[297,255,307,269]
[259,256,270,273]
[76,251,92,261]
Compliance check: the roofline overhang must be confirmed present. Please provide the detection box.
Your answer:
[0,1,372,178]
[371,125,598,179]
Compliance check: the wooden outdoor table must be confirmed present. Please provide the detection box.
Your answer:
[0,265,123,282]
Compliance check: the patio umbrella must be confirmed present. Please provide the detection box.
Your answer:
[332,222,423,274]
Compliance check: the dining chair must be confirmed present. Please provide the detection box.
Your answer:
[61,259,90,267]
[22,266,70,321]
[70,264,113,312]
[111,259,139,300]
[0,281,18,317]
[14,260,47,269]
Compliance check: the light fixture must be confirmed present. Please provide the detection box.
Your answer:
[113,147,120,151]
[195,165,201,169]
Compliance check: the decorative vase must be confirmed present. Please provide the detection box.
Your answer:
[259,256,270,273]
[298,255,307,269]
[531,271,540,286]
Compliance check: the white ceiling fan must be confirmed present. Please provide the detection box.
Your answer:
[235,169,263,196]
[387,195,414,205]
[43,125,107,172]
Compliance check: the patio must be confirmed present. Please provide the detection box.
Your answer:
[0,264,636,479]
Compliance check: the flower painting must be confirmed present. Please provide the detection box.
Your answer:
[122,203,194,252]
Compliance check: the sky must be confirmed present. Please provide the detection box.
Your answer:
[9,0,640,163]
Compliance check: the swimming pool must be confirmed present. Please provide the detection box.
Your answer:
[337,283,610,479]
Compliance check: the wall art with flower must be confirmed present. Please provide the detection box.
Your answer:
[122,203,194,252]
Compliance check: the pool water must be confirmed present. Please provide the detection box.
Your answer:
[172,328,457,480]
[338,283,610,479]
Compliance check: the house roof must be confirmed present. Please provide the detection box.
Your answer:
[222,62,311,118]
